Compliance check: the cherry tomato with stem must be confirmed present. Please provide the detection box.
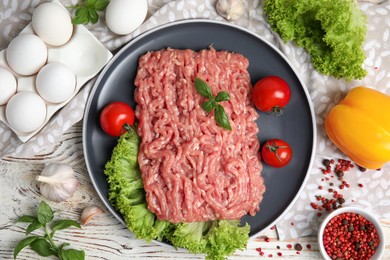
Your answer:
[252,76,291,115]
[100,101,135,136]
[261,139,292,168]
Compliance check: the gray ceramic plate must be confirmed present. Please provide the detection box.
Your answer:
[83,19,316,239]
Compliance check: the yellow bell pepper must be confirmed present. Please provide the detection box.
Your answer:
[325,86,390,169]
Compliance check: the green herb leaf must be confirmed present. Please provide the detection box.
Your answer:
[93,0,110,11]
[13,236,40,259]
[86,0,97,7]
[26,219,43,235]
[202,100,215,113]
[17,215,37,223]
[37,201,54,225]
[215,104,232,130]
[194,77,213,99]
[59,248,86,260]
[194,78,232,130]
[72,7,89,24]
[51,219,81,235]
[88,9,99,24]
[30,238,55,257]
[215,92,230,102]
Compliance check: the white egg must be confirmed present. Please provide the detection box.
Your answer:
[6,33,47,76]
[6,92,47,133]
[36,62,76,104]
[0,67,17,105]
[32,2,73,46]
[105,0,148,35]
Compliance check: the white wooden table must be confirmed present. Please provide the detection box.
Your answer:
[0,122,389,259]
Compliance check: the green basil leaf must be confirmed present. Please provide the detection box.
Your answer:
[52,219,81,234]
[215,104,232,130]
[194,77,213,99]
[26,219,43,235]
[93,0,110,11]
[59,248,86,260]
[88,9,99,24]
[37,201,54,225]
[202,100,215,113]
[86,0,97,7]
[215,91,230,102]
[13,236,40,259]
[72,7,89,24]
[17,215,37,223]
[30,238,55,257]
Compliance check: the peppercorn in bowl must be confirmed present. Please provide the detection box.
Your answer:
[318,207,385,260]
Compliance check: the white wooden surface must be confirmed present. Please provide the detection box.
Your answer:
[0,122,389,259]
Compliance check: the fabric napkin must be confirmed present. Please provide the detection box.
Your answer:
[1,0,389,241]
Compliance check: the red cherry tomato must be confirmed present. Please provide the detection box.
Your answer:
[252,76,291,114]
[100,101,135,136]
[261,139,292,168]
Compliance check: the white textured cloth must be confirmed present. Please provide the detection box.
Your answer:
[1,0,389,240]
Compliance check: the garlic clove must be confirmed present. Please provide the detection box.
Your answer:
[80,206,104,225]
[216,0,245,21]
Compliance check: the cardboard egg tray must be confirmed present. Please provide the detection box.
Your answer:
[0,1,112,142]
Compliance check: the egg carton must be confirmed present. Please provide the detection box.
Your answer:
[0,2,112,143]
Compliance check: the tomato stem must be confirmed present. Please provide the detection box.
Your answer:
[271,106,284,116]
[266,141,288,164]
[121,123,134,135]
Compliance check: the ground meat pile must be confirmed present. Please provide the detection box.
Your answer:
[134,48,265,223]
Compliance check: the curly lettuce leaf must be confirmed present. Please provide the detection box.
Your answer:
[104,129,172,241]
[263,0,367,80]
[169,220,249,260]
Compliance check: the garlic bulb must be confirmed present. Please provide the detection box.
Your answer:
[36,163,78,202]
[216,0,245,21]
[80,206,104,225]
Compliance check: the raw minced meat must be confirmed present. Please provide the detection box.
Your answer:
[134,48,265,223]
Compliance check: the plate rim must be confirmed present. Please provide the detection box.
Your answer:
[82,18,317,245]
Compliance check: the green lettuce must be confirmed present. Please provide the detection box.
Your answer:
[263,0,367,80]
[104,128,249,259]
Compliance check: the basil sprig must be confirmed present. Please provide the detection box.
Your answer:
[14,201,84,260]
[194,77,232,130]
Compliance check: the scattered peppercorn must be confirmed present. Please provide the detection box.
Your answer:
[294,243,303,251]
[358,165,367,172]
[336,170,344,178]
[323,159,331,167]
